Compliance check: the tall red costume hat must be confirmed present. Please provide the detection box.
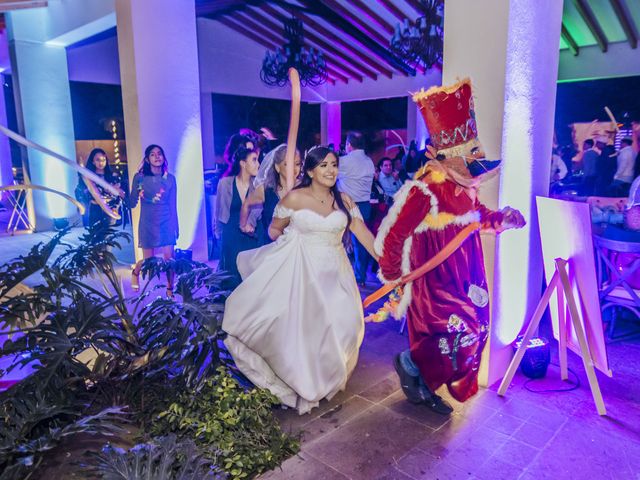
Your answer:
[412,78,482,158]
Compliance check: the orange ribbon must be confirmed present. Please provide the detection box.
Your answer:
[283,68,301,192]
[363,222,481,308]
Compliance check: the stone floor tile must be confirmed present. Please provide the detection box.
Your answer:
[485,411,525,436]
[511,421,558,449]
[490,439,539,470]
[474,456,524,480]
[305,405,432,480]
[381,390,450,430]
[395,448,472,480]
[301,395,375,444]
[360,373,401,403]
[257,452,348,479]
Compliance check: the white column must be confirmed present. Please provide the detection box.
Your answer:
[0,75,13,190]
[200,93,215,171]
[443,0,562,386]
[0,32,13,192]
[7,10,78,229]
[115,0,207,261]
[321,101,341,149]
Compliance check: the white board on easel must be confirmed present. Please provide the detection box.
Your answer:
[498,197,612,415]
[536,196,611,376]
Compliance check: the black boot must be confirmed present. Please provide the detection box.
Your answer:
[393,353,423,404]
[419,380,454,415]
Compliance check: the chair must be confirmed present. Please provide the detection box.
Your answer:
[593,234,640,338]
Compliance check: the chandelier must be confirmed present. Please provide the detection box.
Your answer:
[390,0,444,71]
[260,17,327,87]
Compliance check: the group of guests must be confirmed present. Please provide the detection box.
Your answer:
[577,136,637,197]
[213,130,429,289]
[76,145,179,297]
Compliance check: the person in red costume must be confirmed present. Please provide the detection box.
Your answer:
[375,79,525,415]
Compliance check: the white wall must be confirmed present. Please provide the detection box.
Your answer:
[67,35,121,84]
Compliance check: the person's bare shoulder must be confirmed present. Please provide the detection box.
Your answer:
[281,188,307,209]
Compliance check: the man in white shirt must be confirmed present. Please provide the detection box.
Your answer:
[338,131,375,286]
[550,150,568,182]
[612,137,636,196]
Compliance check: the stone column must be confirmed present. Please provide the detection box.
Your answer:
[6,10,78,229]
[115,0,207,261]
[442,0,562,386]
[321,101,341,149]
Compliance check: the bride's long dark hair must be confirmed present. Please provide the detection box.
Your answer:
[295,146,351,244]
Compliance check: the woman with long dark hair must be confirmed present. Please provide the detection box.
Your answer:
[130,144,179,297]
[222,146,377,414]
[75,148,124,229]
[215,146,261,287]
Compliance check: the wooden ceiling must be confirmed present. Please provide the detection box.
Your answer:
[198,0,640,85]
[197,0,428,85]
[0,0,47,12]
[560,0,638,55]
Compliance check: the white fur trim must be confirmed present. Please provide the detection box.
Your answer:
[415,210,481,233]
[374,181,438,257]
[393,236,414,318]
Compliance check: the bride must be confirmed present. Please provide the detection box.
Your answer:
[222,146,377,414]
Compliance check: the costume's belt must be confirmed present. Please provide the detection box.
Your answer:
[363,222,481,309]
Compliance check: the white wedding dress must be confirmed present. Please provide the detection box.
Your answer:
[222,205,365,414]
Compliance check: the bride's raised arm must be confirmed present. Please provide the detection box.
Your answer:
[341,193,379,261]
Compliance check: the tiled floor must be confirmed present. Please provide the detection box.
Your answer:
[2,226,640,479]
[262,299,640,480]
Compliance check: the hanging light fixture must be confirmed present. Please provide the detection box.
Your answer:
[390,0,444,72]
[260,17,327,87]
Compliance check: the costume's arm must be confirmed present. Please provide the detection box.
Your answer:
[475,201,505,230]
[376,186,433,281]
[475,200,525,232]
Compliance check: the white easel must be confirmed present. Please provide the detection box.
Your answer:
[497,258,607,416]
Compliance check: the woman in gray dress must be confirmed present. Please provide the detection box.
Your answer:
[130,144,179,297]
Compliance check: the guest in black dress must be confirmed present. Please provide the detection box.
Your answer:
[75,148,124,230]
[215,146,261,287]
[239,143,302,244]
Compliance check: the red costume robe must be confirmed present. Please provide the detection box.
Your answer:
[376,167,505,402]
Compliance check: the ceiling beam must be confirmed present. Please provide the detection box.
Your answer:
[0,0,46,11]
[255,5,377,81]
[316,0,389,47]
[266,4,394,79]
[573,0,608,52]
[561,23,580,56]
[235,10,364,82]
[609,0,637,49]
[349,0,394,35]
[216,17,340,84]
[196,0,257,17]
[321,0,427,74]
[405,0,428,15]
[376,0,410,22]
[300,0,415,76]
